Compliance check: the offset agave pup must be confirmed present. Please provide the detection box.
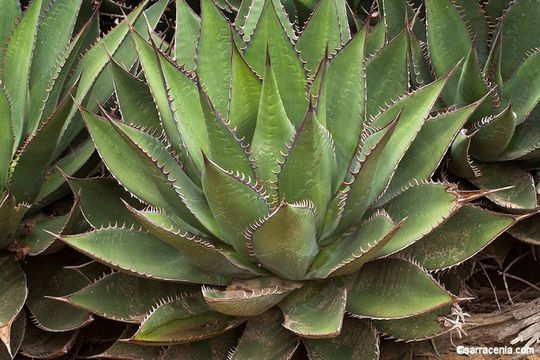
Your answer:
[0,0,168,357]
[374,0,540,243]
[53,0,528,357]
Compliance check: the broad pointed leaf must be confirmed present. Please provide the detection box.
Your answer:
[249,201,318,280]
[0,255,26,353]
[57,228,229,285]
[175,0,200,70]
[130,294,245,345]
[20,325,77,358]
[202,157,270,258]
[373,306,452,340]
[61,272,197,323]
[0,87,13,191]
[203,277,301,316]
[231,308,299,360]
[347,258,455,319]
[279,280,346,338]
[374,183,460,257]
[303,318,378,360]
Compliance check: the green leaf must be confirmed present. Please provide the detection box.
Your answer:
[500,108,540,161]
[202,157,270,258]
[162,331,241,360]
[67,177,140,228]
[249,201,318,280]
[158,53,209,174]
[0,86,13,192]
[0,195,30,249]
[408,28,433,88]
[92,341,164,360]
[111,119,219,236]
[61,272,198,323]
[57,228,229,285]
[203,277,301,316]
[401,205,516,271]
[27,0,83,133]
[19,324,77,358]
[347,258,455,319]
[244,0,308,126]
[131,29,200,179]
[130,294,245,345]
[469,163,537,211]
[452,0,489,64]
[1,0,42,148]
[175,0,200,70]
[0,256,26,351]
[501,50,540,125]
[198,83,255,177]
[240,0,297,43]
[20,214,69,256]
[373,306,452,340]
[449,129,480,178]
[228,42,263,144]
[368,75,448,205]
[303,318,378,360]
[278,108,335,226]
[127,206,260,278]
[366,31,409,117]
[366,21,386,56]
[110,59,160,130]
[297,0,344,73]
[470,103,517,162]
[279,280,346,338]
[197,0,233,117]
[10,89,76,203]
[500,0,540,80]
[0,309,25,359]
[508,214,540,246]
[34,139,96,205]
[81,110,203,230]
[0,1,19,51]
[250,56,294,196]
[324,28,366,186]
[383,101,481,201]
[25,256,92,332]
[425,0,472,103]
[310,212,400,279]
[375,183,460,257]
[455,44,491,123]
[231,308,299,360]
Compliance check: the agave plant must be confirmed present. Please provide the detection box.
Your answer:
[0,0,168,357]
[374,0,540,243]
[50,0,531,357]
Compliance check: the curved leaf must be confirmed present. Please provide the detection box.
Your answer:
[0,256,26,348]
[249,201,318,280]
[57,228,229,285]
[347,258,455,319]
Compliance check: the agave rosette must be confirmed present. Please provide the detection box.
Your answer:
[52,0,527,357]
[376,0,540,243]
[0,0,168,357]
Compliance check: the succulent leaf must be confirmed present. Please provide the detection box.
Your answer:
[202,277,302,316]
[57,228,230,285]
[19,325,78,359]
[0,255,26,354]
[279,280,346,338]
[303,318,378,360]
[249,201,318,280]
[366,30,409,117]
[130,294,245,345]
[347,258,455,319]
[110,59,161,131]
[508,214,540,246]
[401,205,516,270]
[425,0,472,103]
[278,107,335,227]
[175,0,200,71]
[60,272,198,323]
[202,156,270,258]
[0,195,30,249]
[0,310,25,359]
[250,56,295,196]
[1,0,42,148]
[231,308,299,360]
[25,257,92,332]
[0,1,19,51]
[0,86,13,193]
[244,0,308,126]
